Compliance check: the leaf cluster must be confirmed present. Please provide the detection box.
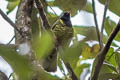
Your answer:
[1,0,120,80]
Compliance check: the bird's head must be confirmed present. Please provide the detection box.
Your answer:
[60,11,70,20]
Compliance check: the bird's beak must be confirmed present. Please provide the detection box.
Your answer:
[66,11,70,14]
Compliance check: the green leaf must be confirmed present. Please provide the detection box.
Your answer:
[60,41,87,68]
[105,48,117,66]
[47,1,54,6]
[47,12,58,26]
[100,62,117,75]
[74,63,90,79]
[32,31,54,60]
[0,44,33,80]
[37,69,61,80]
[91,56,116,78]
[60,42,84,63]
[115,52,120,71]
[31,7,40,36]
[73,26,113,45]
[53,0,87,16]
[104,17,120,42]
[82,2,93,13]
[73,26,98,41]
[7,0,20,14]
[99,0,120,16]
[98,73,119,80]
[82,44,99,59]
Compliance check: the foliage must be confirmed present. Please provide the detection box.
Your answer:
[99,0,120,16]
[32,31,55,60]
[0,0,120,80]
[0,44,33,80]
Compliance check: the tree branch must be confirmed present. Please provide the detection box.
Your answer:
[0,9,22,36]
[0,71,8,80]
[65,62,78,80]
[15,0,33,43]
[15,0,34,62]
[92,0,103,50]
[35,0,51,30]
[101,0,110,35]
[91,20,120,80]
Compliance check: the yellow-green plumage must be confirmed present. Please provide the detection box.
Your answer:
[41,12,73,72]
[53,19,73,47]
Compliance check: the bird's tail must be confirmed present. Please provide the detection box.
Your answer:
[41,47,58,72]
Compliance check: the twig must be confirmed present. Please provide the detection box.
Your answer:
[7,35,15,45]
[35,0,51,30]
[43,0,57,15]
[92,0,103,50]
[101,0,110,35]
[65,62,78,80]
[49,6,57,15]
[43,0,59,26]
[0,9,22,36]
[8,72,13,80]
[91,20,120,80]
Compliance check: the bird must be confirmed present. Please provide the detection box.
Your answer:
[41,12,74,72]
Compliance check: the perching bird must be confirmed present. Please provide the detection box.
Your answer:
[41,12,73,72]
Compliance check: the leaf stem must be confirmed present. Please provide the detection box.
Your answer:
[92,0,103,50]
[101,0,110,35]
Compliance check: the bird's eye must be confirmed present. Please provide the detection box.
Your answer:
[66,13,69,15]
